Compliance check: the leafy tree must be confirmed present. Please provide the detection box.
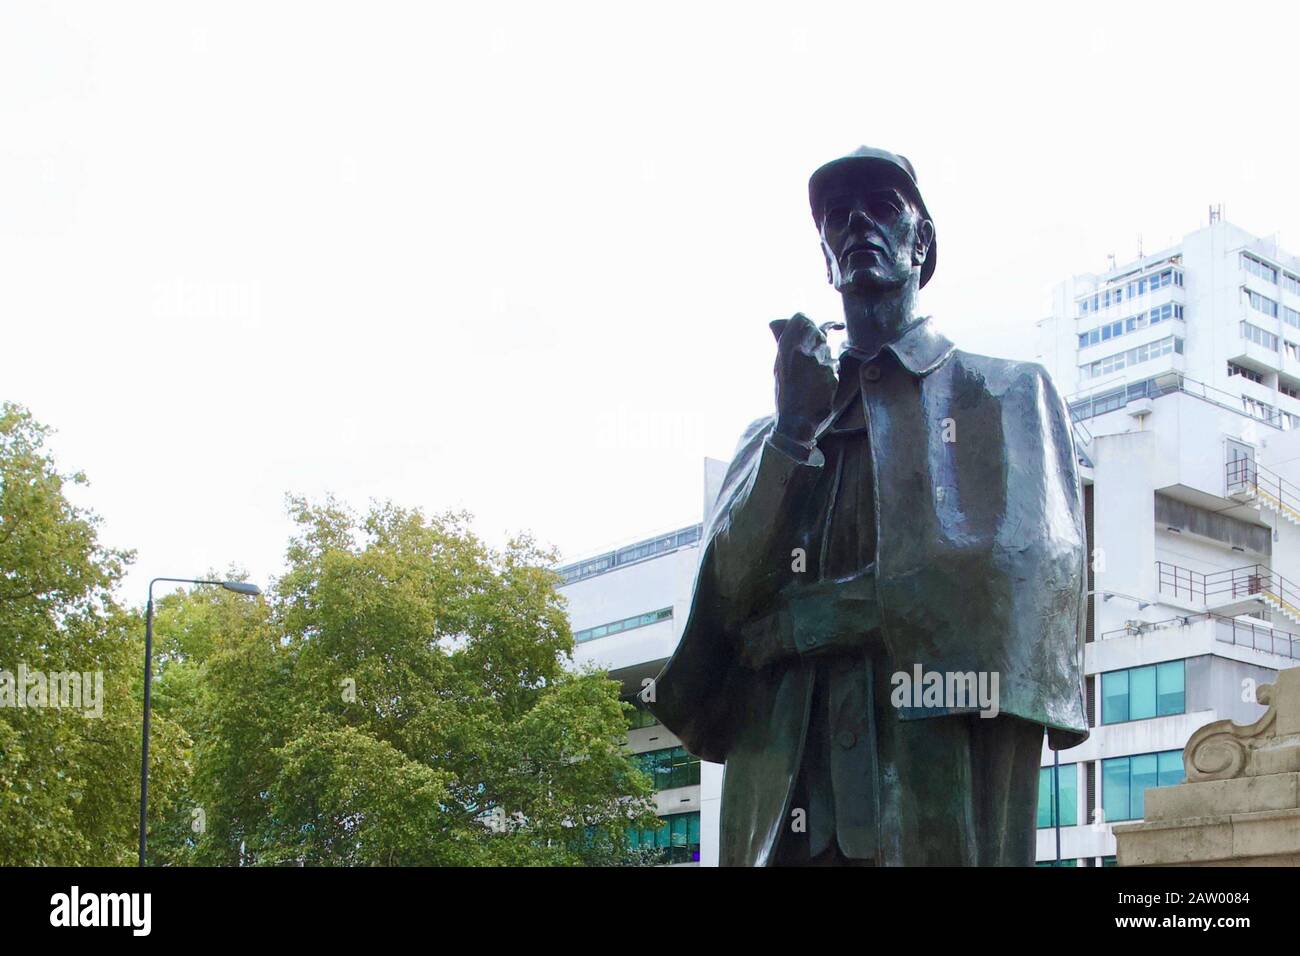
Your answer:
[0,403,188,865]
[1,401,658,866]
[149,498,659,865]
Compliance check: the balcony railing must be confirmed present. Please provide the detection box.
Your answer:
[1214,615,1300,660]
[556,524,703,585]
[1069,372,1298,430]
[1103,609,1300,662]
[1226,457,1300,525]
[1156,559,1300,626]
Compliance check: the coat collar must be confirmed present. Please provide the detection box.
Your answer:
[839,316,955,378]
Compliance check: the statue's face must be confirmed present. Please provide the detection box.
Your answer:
[818,179,933,293]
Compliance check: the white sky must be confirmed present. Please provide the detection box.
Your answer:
[6,1,1300,602]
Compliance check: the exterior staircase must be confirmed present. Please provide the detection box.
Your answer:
[1227,458,1300,526]
[1157,560,1300,627]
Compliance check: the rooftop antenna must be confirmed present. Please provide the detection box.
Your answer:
[1106,253,1116,272]
[1209,203,1222,225]
[1137,234,1143,259]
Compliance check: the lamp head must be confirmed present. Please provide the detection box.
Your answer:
[221,581,262,596]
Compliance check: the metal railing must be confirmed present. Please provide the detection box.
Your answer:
[1069,371,1298,430]
[556,523,703,585]
[1214,615,1300,660]
[1226,458,1300,523]
[1101,610,1300,662]
[1156,560,1300,623]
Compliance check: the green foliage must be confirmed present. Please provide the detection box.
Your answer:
[0,402,188,865]
[0,402,659,866]
[148,498,659,866]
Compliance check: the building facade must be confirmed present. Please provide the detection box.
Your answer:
[558,218,1300,865]
[558,472,724,866]
[1034,218,1300,864]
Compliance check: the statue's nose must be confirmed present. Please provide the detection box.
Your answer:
[847,207,873,230]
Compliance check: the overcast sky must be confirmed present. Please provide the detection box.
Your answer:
[6,1,1300,602]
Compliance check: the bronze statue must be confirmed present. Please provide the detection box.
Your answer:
[648,147,1088,866]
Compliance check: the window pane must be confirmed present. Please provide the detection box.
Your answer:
[1101,670,1129,724]
[1130,753,1158,819]
[1037,768,1053,828]
[1157,749,1184,788]
[1102,758,1130,822]
[1130,665,1157,720]
[1058,764,1078,826]
[1157,660,1185,716]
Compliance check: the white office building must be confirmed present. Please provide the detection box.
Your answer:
[559,217,1300,866]
[1035,217,1300,864]
[557,461,727,866]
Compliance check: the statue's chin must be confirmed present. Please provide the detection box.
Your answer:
[836,272,899,295]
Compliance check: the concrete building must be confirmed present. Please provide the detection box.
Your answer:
[1035,217,1300,864]
[558,218,1300,866]
[558,462,727,866]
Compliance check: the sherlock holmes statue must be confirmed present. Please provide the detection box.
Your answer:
[647,147,1089,866]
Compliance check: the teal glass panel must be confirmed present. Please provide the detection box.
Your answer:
[1129,665,1157,720]
[1102,669,1129,724]
[1058,764,1078,826]
[1102,757,1130,822]
[1037,767,1053,828]
[1157,749,1184,788]
[1156,660,1185,716]
[1130,753,1158,819]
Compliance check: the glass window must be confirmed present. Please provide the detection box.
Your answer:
[1156,660,1185,716]
[635,745,701,790]
[1037,764,1078,828]
[1244,254,1279,284]
[625,699,659,729]
[628,812,700,864]
[1130,753,1158,819]
[1129,665,1157,720]
[575,607,673,644]
[1158,750,1184,788]
[1102,661,1185,724]
[1102,758,1129,822]
[1102,749,1184,822]
[1101,669,1129,723]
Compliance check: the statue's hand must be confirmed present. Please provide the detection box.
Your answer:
[770,313,837,448]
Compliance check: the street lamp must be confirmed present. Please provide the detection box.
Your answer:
[139,576,262,867]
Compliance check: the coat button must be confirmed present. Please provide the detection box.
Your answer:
[837,730,857,749]
[863,364,881,382]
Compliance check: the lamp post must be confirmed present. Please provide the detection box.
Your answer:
[139,577,261,867]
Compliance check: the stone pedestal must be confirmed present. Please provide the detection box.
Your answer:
[1114,666,1300,866]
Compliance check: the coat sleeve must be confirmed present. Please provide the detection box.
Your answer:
[1005,363,1090,748]
[646,417,824,762]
